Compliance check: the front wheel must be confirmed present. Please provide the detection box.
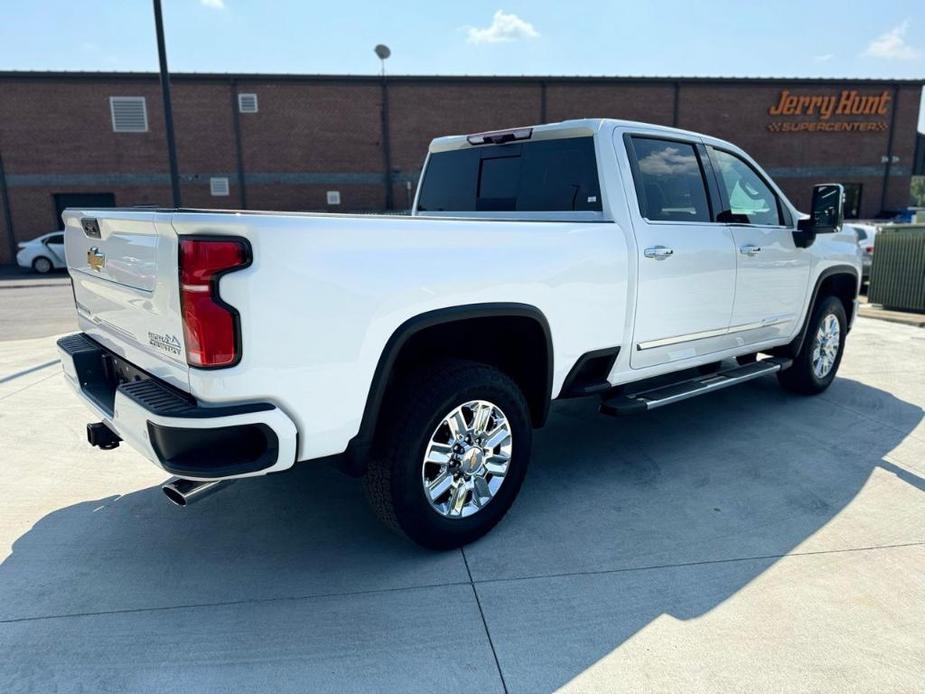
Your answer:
[363,360,532,550]
[777,296,847,395]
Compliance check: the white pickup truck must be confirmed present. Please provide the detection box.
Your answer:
[58,118,860,549]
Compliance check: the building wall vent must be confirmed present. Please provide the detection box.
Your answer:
[110,97,148,132]
[238,93,258,113]
[326,191,341,206]
[210,177,230,197]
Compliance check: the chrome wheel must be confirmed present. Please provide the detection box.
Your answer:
[33,257,52,274]
[421,400,512,519]
[811,313,840,379]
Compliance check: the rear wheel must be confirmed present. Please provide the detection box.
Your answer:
[777,296,846,395]
[363,360,532,549]
[32,256,53,274]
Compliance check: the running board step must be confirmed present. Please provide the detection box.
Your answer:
[600,357,792,416]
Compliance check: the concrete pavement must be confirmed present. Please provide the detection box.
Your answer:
[0,283,76,341]
[0,317,923,692]
[858,294,925,328]
[0,265,71,290]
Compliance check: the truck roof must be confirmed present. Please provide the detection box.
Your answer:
[428,118,716,153]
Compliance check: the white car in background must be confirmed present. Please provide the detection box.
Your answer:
[15,231,67,273]
[845,223,878,284]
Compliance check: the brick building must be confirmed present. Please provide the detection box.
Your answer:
[0,71,922,264]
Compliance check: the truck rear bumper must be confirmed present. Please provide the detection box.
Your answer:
[57,333,298,480]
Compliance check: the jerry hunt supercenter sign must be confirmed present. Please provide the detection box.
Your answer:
[767,90,890,133]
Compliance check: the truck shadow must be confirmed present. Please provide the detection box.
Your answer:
[0,375,922,692]
[466,375,925,689]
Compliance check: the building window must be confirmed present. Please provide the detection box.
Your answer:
[238,93,258,113]
[326,191,341,205]
[110,97,148,132]
[210,177,230,196]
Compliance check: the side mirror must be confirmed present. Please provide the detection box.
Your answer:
[797,183,845,234]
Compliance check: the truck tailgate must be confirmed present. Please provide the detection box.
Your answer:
[62,209,190,392]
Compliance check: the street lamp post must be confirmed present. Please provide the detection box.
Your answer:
[153,0,181,208]
[375,44,394,211]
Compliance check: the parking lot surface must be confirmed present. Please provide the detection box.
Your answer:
[0,307,923,692]
[0,282,75,342]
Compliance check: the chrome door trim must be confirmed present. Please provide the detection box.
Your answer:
[636,317,791,351]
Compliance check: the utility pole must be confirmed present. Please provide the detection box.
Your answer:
[230,78,248,209]
[375,44,394,211]
[153,0,182,207]
[0,148,16,263]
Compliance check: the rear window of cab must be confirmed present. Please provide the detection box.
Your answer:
[417,136,602,213]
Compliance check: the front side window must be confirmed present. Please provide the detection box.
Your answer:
[47,234,64,245]
[628,137,711,223]
[711,148,781,226]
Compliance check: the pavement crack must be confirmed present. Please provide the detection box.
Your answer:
[471,540,925,587]
[462,546,509,694]
[2,542,921,629]
[0,579,471,626]
[0,371,60,401]
[0,358,60,384]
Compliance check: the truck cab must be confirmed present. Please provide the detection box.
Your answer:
[414,119,859,377]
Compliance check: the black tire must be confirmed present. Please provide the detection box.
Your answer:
[363,359,532,550]
[777,295,847,395]
[32,256,53,274]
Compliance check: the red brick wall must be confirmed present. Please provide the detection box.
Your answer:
[547,82,676,125]
[235,80,382,174]
[171,81,238,174]
[0,74,920,263]
[676,82,921,217]
[389,82,543,172]
[245,183,384,212]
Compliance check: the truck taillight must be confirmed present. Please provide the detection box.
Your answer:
[866,245,874,254]
[179,238,250,368]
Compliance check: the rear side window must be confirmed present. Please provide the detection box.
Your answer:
[417,137,602,212]
[627,137,711,223]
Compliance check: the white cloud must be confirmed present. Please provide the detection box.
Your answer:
[467,10,539,44]
[863,20,919,60]
[200,0,225,8]
[813,53,834,62]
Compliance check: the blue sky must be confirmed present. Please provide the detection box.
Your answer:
[2,0,923,128]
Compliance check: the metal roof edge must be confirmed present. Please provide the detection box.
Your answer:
[0,70,923,86]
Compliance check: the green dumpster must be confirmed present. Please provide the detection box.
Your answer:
[868,224,925,311]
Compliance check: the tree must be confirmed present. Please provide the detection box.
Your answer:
[911,176,925,207]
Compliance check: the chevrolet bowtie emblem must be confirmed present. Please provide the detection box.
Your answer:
[87,247,106,272]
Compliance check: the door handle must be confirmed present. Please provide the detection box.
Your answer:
[644,245,674,260]
[739,244,762,256]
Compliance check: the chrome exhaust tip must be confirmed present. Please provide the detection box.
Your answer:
[162,478,231,507]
